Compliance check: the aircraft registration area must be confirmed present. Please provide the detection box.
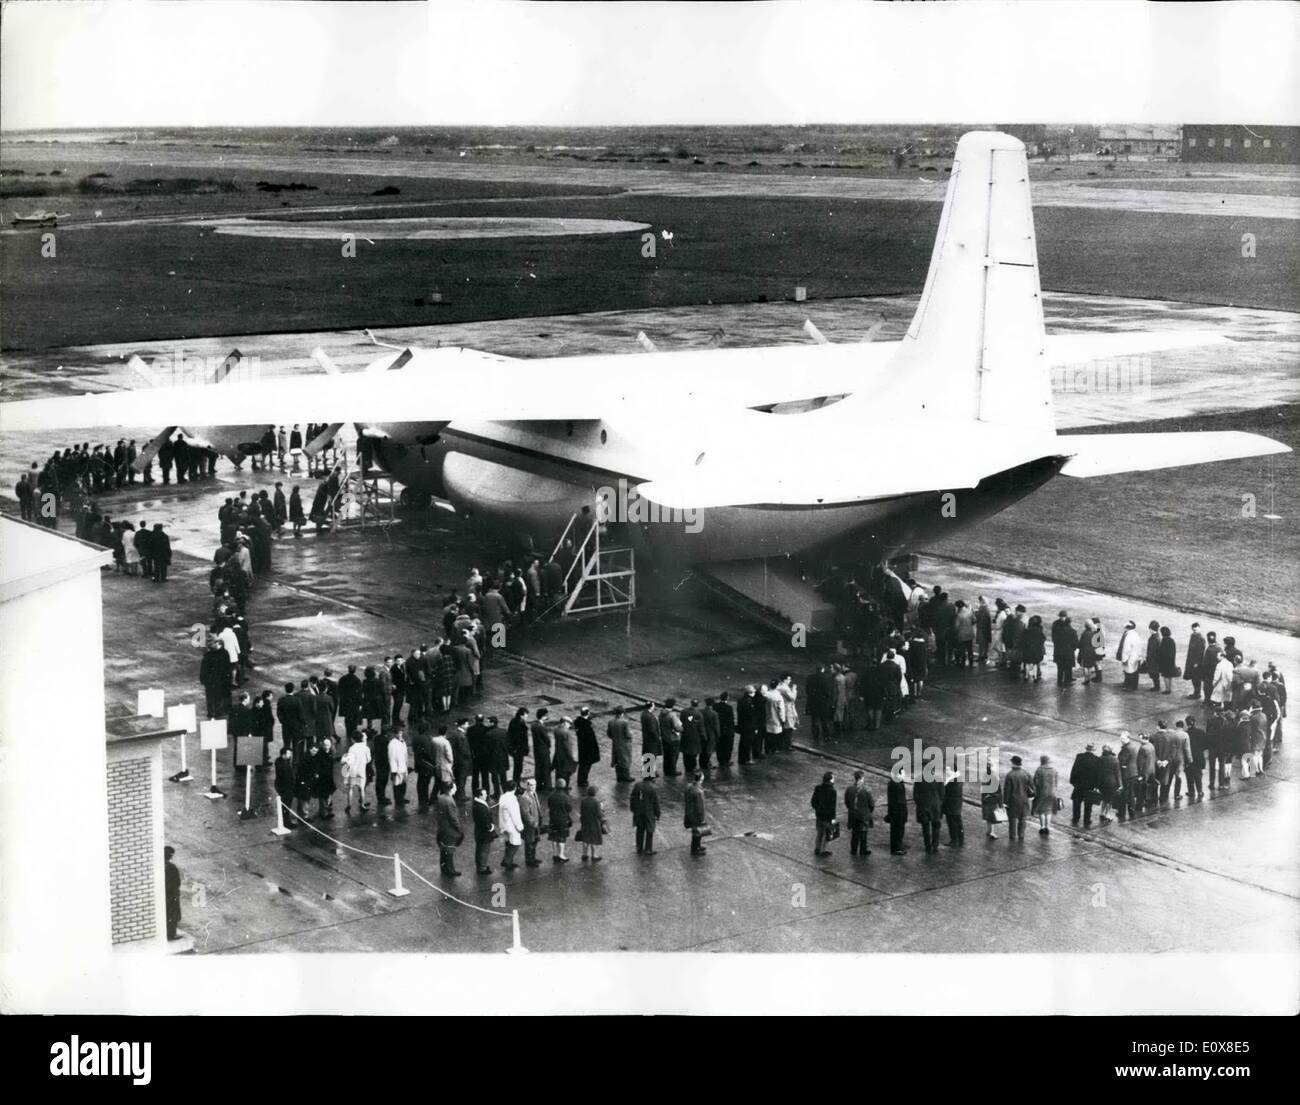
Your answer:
[1,134,1296,956]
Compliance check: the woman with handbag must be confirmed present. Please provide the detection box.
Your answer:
[547,777,573,863]
[579,785,607,862]
[1032,753,1059,835]
[981,767,1005,839]
[1098,743,1122,824]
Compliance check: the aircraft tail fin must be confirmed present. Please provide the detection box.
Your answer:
[882,131,1054,433]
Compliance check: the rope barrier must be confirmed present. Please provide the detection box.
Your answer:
[276,799,514,918]
[398,860,514,918]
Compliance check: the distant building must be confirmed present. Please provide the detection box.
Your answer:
[1182,125,1300,164]
[1096,125,1182,159]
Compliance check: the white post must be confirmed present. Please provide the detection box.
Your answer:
[506,908,528,954]
[389,854,410,897]
[239,764,256,820]
[271,797,291,836]
[203,747,224,799]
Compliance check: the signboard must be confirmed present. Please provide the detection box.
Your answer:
[199,718,228,751]
[137,687,165,718]
[167,703,197,734]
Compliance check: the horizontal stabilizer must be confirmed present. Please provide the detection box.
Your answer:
[1042,330,1230,367]
[1058,431,1290,478]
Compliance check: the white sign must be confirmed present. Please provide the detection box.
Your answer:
[167,703,197,734]
[137,688,165,718]
[199,718,228,751]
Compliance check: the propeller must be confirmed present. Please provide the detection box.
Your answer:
[304,422,345,457]
[636,331,658,353]
[802,319,829,345]
[132,424,178,471]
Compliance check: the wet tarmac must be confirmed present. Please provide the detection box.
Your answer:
[80,478,1298,955]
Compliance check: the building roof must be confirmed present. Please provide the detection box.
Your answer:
[0,515,111,604]
[1098,125,1181,142]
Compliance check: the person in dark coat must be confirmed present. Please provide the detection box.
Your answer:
[338,664,364,735]
[361,667,386,732]
[575,708,600,788]
[1051,612,1079,686]
[700,698,720,771]
[578,784,606,862]
[684,771,708,855]
[547,777,572,863]
[629,774,661,855]
[531,709,553,790]
[886,770,909,854]
[199,640,232,719]
[486,716,511,798]
[714,691,736,767]
[679,700,704,774]
[467,715,491,795]
[1097,744,1122,824]
[658,700,682,775]
[806,664,834,741]
[1184,623,1207,699]
[859,664,885,732]
[412,728,436,811]
[435,783,464,877]
[981,768,1005,838]
[252,689,275,767]
[1064,742,1100,827]
[639,703,662,776]
[844,770,875,856]
[274,747,298,823]
[150,523,172,582]
[313,741,336,817]
[607,706,633,782]
[912,774,944,853]
[288,485,305,536]
[295,744,317,817]
[735,686,761,763]
[811,771,838,856]
[452,720,476,800]
[472,788,496,874]
[1021,615,1046,682]
[1001,756,1034,841]
[1145,620,1163,691]
[518,778,543,867]
[942,770,965,845]
[507,708,531,786]
[164,846,182,940]
[1157,625,1178,694]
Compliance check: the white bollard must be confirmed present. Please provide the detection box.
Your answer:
[506,908,529,954]
[239,765,256,820]
[203,748,225,799]
[389,854,410,897]
[271,797,291,837]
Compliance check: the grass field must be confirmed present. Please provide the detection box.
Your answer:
[926,404,1299,632]
[3,184,1297,350]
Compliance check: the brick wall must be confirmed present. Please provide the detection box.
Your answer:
[106,756,156,944]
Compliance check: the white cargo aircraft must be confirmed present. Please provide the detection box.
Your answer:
[2,132,1289,567]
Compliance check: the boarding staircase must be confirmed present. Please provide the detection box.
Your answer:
[543,512,637,619]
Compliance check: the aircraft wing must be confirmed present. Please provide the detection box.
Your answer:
[1057,431,1290,478]
[1042,330,1229,366]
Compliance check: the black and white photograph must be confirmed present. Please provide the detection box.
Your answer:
[0,0,1296,1045]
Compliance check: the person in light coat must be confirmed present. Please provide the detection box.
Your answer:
[497,784,524,870]
[762,681,785,753]
[1209,653,1235,708]
[1031,754,1058,835]
[989,599,1009,667]
[342,731,371,815]
[777,675,799,750]
[1117,620,1143,690]
[387,729,409,808]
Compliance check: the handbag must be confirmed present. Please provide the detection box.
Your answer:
[1083,788,1103,804]
[1054,796,1064,812]
[574,829,583,842]
[992,807,1008,823]
[826,819,841,841]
